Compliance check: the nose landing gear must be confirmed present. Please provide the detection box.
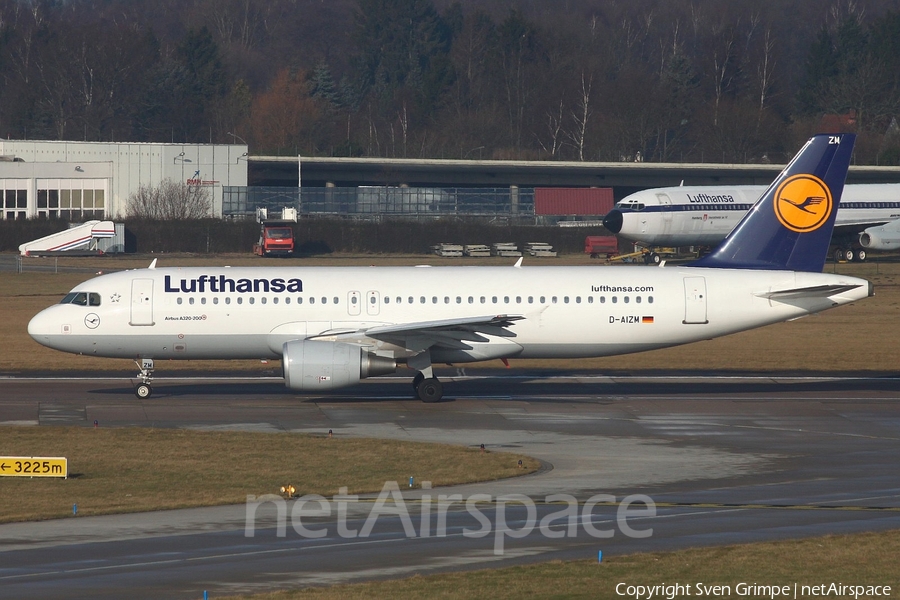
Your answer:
[134,358,154,399]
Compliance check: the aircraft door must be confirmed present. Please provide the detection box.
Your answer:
[348,291,361,316]
[130,279,155,326]
[683,277,708,324]
[366,291,381,316]
[656,193,673,233]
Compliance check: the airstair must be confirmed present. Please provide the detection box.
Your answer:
[19,220,118,256]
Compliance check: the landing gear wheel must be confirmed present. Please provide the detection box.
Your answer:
[135,383,152,399]
[855,249,867,262]
[412,372,425,390]
[416,378,443,403]
[844,248,855,262]
[644,252,661,265]
[833,248,845,262]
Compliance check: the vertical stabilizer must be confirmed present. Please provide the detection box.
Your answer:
[692,133,855,272]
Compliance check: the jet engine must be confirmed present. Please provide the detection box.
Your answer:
[282,340,396,391]
[859,224,900,250]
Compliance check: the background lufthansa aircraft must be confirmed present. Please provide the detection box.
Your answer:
[603,182,900,262]
[29,134,870,402]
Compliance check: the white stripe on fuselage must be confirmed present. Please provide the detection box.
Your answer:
[27,265,869,362]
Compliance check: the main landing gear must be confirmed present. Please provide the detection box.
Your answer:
[409,350,443,402]
[134,358,154,399]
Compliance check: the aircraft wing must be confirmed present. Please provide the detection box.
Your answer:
[314,315,524,351]
[834,221,890,235]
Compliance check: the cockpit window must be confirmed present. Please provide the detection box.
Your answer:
[60,292,101,306]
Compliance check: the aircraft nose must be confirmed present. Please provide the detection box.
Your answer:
[603,209,623,234]
[28,307,58,346]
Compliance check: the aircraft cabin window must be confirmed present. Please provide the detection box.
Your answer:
[237,297,243,305]
[516,296,522,304]
[456,296,462,304]
[576,297,581,303]
[528,296,534,304]
[600,296,606,303]
[273,297,279,305]
[177,297,183,305]
[552,296,558,304]
[432,296,438,304]
[492,296,498,304]
[89,293,101,306]
[334,297,339,304]
[648,296,654,303]
[588,296,593,304]
[624,296,629,303]
[310,297,315,304]
[384,297,390,304]
[213,297,219,305]
[322,297,328,304]
[444,296,450,304]
[285,298,290,305]
[504,296,509,303]
[564,296,569,303]
[540,296,546,303]
[480,296,486,303]
[249,297,255,305]
[189,297,195,305]
[351,296,358,305]
[636,296,641,304]
[612,296,618,303]
[261,297,267,305]
[420,296,425,304]
[468,296,474,304]
[201,297,207,305]
[225,297,231,305]
[370,296,376,304]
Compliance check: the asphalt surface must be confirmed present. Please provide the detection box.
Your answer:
[1,371,899,599]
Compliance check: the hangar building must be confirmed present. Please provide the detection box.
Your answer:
[0,140,248,221]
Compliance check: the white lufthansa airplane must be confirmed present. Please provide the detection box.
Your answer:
[29,134,871,402]
[603,182,900,262]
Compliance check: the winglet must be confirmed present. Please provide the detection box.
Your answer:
[692,133,855,272]
[514,257,523,268]
[149,258,158,269]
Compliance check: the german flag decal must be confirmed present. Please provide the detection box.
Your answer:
[642,316,654,324]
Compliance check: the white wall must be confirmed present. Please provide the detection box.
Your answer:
[0,141,248,218]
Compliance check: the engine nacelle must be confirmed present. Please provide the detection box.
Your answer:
[282,340,396,391]
[859,225,900,250]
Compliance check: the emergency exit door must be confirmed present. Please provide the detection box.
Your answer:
[683,277,708,324]
[130,279,155,326]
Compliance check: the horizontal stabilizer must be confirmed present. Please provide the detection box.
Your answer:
[756,284,864,300]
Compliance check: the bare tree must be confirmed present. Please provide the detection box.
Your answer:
[566,72,593,161]
[126,179,211,220]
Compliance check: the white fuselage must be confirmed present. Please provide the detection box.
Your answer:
[28,265,870,364]
[612,183,900,246]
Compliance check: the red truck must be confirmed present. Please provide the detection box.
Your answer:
[584,235,619,259]
[253,222,295,257]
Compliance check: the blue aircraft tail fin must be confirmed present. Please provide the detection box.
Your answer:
[692,133,855,272]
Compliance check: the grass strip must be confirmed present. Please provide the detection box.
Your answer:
[221,529,900,599]
[0,426,537,523]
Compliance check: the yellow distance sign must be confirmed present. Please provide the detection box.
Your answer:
[0,456,67,478]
